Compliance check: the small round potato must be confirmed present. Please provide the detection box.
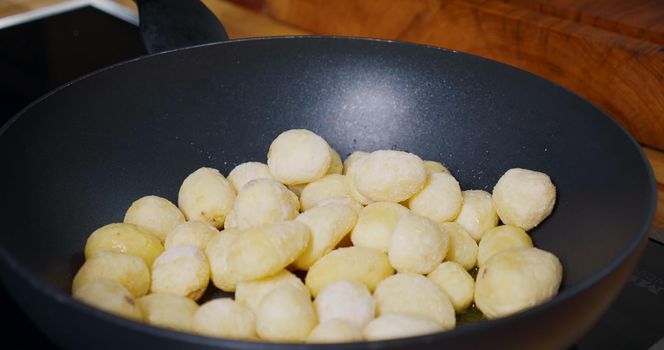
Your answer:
[374,273,455,329]
[306,319,363,343]
[300,174,349,211]
[342,151,369,175]
[428,262,475,313]
[235,269,310,313]
[267,129,332,185]
[353,150,427,203]
[388,214,448,274]
[206,230,240,292]
[293,204,358,270]
[193,298,257,339]
[363,314,442,341]
[305,246,394,297]
[314,280,375,329]
[164,221,218,251]
[439,222,478,270]
[407,172,462,223]
[256,285,317,342]
[287,183,307,197]
[73,279,142,321]
[150,245,210,300]
[343,153,374,205]
[455,190,499,241]
[123,195,185,241]
[72,251,150,298]
[84,223,164,267]
[178,167,236,228]
[477,225,533,267]
[423,160,451,175]
[327,148,343,175]
[493,168,556,231]
[224,179,299,229]
[137,293,199,332]
[227,161,274,192]
[350,202,409,252]
[475,247,563,319]
[314,196,364,214]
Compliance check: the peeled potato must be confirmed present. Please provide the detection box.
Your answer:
[478,225,533,267]
[343,152,373,205]
[267,129,332,185]
[287,183,307,197]
[137,293,199,332]
[235,269,310,313]
[256,285,317,342]
[72,251,150,298]
[363,314,442,341]
[306,319,363,343]
[407,172,462,223]
[428,262,475,313]
[206,230,240,292]
[388,214,448,274]
[193,298,257,339]
[327,148,343,175]
[224,179,299,229]
[84,223,164,267]
[423,160,451,175]
[73,279,142,321]
[475,247,562,319]
[493,168,556,231]
[455,190,499,241]
[342,151,369,175]
[374,273,455,329]
[439,222,478,270]
[350,202,409,252]
[123,195,185,241]
[314,196,363,214]
[227,162,274,192]
[150,245,210,300]
[314,280,375,329]
[178,167,235,228]
[352,150,427,203]
[164,221,217,251]
[300,174,349,211]
[305,246,394,297]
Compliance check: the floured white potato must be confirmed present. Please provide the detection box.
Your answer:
[300,174,349,211]
[493,168,556,231]
[388,214,448,274]
[475,247,562,319]
[193,298,256,339]
[327,148,343,175]
[407,172,462,223]
[227,162,274,192]
[164,221,217,251]
[124,195,185,241]
[268,129,331,185]
[235,269,310,313]
[363,314,442,341]
[478,225,533,267]
[72,251,150,298]
[293,204,358,270]
[256,285,317,342]
[428,262,475,313]
[178,167,235,228]
[305,246,394,297]
[73,279,142,321]
[84,223,164,267]
[137,293,199,332]
[314,280,375,329]
[206,230,240,292]
[351,202,409,252]
[150,245,210,300]
[439,222,478,270]
[314,196,363,214]
[353,150,427,203]
[374,273,455,329]
[343,151,369,175]
[224,179,299,229]
[423,160,451,175]
[343,152,373,205]
[306,319,363,343]
[455,190,499,241]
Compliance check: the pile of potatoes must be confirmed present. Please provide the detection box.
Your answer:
[72,129,562,343]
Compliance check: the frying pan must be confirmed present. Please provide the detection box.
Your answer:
[0,0,656,349]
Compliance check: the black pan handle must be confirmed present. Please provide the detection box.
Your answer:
[135,0,229,54]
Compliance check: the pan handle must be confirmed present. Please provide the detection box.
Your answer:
[135,0,229,55]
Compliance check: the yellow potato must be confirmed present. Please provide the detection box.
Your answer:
[305,246,394,297]
[327,147,344,175]
[314,280,375,329]
[352,150,427,203]
[314,196,364,214]
[193,298,257,339]
[350,202,409,252]
[84,223,164,267]
[428,262,475,313]
[72,251,150,298]
[164,221,218,251]
[256,285,317,342]
[455,190,499,241]
[123,195,185,241]
[407,172,462,223]
[306,319,363,343]
[299,174,349,211]
[478,225,533,267]
[374,273,455,329]
[206,230,240,292]
[287,183,307,197]
[150,245,210,301]
[137,293,199,332]
[267,129,332,185]
[342,151,369,175]
[224,179,299,229]
[235,269,310,313]
[388,214,448,274]
[73,279,142,321]
[178,167,235,228]
[293,204,358,270]
[439,222,478,270]
[492,168,556,231]
[343,152,373,205]
[227,162,274,192]
[363,314,442,341]
[423,160,451,175]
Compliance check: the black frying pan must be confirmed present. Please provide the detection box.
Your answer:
[0,1,656,349]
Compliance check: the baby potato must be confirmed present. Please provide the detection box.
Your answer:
[150,245,210,301]
[123,195,185,241]
[407,172,462,223]
[137,293,199,332]
[493,168,556,231]
[352,150,427,203]
[178,167,235,228]
[342,151,369,175]
[327,147,344,175]
[256,285,317,342]
[235,269,310,313]
[164,221,218,251]
[72,251,150,298]
[363,314,442,341]
[293,204,358,270]
[350,202,409,252]
[224,179,299,230]
[478,225,533,267]
[84,223,164,267]
[314,280,375,329]
[428,262,475,313]
[343,154,374,205]
[193,298,257,339]
[374,273,455,330]
[305,246,394,297]
[455,190,499,241]
[73,279,142,321]
[227,162,274,192]
[206,230,240,292]
[423,160,451,175]
[306,319,363,343]
[388,214,448,274]
[439,222,478,270]
[300,174,349,211]
[475,247,563,319]
[314,196,364,214]
[288,183,307,197]
[267,129,332,185]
